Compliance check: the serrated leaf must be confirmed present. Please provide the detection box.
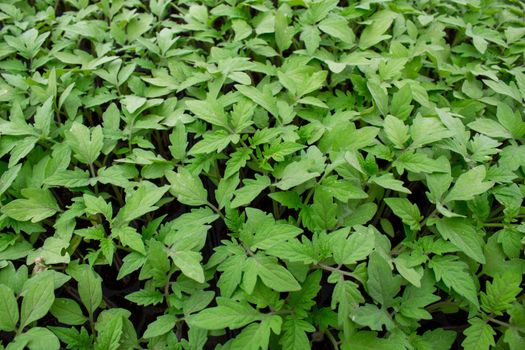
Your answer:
[367,79,388,116]
[50,298,88,326]
[225,148,252,179]
[385,197,422,231]
[125,289,164,306]
[0,285,19,331]
[115,182,168,224]
[189,299,262,330]
[166,168,208,206]
[65,122,103,164]
[94,315,122,350]
[444,166,494,203]
[2,188,59,223]
[231,175,271,208]
[435,218,485,263]
[77,265,103,315]
[383,115,409,149]
[142,314,177,339]
[254,256,301,292]
[367,252,401,307]
[462,318,495,350]
[359,10,395,49]
[371,173,411,194]
[481,273,522,315]
[468,118,512,139]
[394,152,446,174]
[429,256,479,308]
[170,250,205,283]
[280,318,315,350]
[20,274,55,328]
[319,15,354,44]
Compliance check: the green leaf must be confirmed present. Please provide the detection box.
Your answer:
[308,187,337,231]
[367,79,388,116]
[320,177,368,201]
[45,169,91,188]
[276,162,320,190]
[319,15,354,44]
[117,253,147,280]
[166,168,208,206]
[76,265,103,315]
[0,163,21,198]
[444,166,494,203]
[462,318,495,350]
[343,331,394,350]
[94,315,123,350]
[33,97,54,136]
[253,256,301,292]
[225,148,252,179]
[115,182,168,224]
[393,152,446,174]
[65,122,103,164]
[371,174,411,194]
[497,103,525,138]
[189,298,262,330]
[483,79,522,103]
[383,115,409,149]
[8,136,38,168]
[50,298,87,326]
[232,20,252,41]
[142,314,177,339]
[168,121,187,160]
[429,256,479,308]
[435,218,485,263]
[189,130,238,155]
[121,95,146,114]
[389,84,413,120]
[384,198,422,231]
[20,274,55,328]
[115,226,146,255]
[185,99,229,129]
[399,272,439,314]
[0,285,19,332]
[467,118,512,139]
[359,10,396,49]
[481,273,522,315]
[125,288,164,306]
[351,304,394,331]
[415,329,456,350]
[2,188,59,223]
[251,221,302,251]
[231,175,271,208]
[367,252,401,307]
[300,26,321,55]
[236,84,278,117]
[83,194,112,219]
[410,116,451,148]
[333,226,375,265]
[170,250,205,283]
[16,327,60,350]
[275,8,293,52]
[280,318,315,350]
[229,320,273,350]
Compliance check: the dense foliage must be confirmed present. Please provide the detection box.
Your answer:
[1,0,525,349]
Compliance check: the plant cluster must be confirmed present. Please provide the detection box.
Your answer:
[1,0,525,349]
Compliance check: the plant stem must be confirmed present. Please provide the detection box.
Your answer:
[207,201,226,222]
[489,318,511,328]
[325,329,339,350]
[483,223,506,228]
[89,162,99,195]
[317,263,360,281]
